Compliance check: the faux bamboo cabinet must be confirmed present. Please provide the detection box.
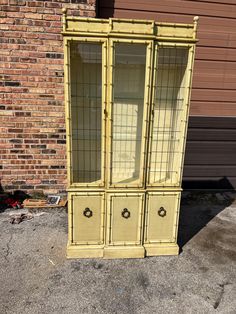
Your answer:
[62,10,198,259]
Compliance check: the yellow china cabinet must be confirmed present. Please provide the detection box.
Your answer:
[62,9,198,258]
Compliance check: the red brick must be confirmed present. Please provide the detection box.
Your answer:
[9,0,26,5]
[37,8,55,15]
[0,0,96,193]
[24,13,42,19]
[20,6,37,13]
[45,2,62,8]
[43,14,61,21]
[1,5,20,12]
[27,1,44,7]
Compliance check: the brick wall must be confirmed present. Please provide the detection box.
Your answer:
[0,0,96,194]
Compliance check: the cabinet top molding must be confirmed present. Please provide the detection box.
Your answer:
[62,9,199,42]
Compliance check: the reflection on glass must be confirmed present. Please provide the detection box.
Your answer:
[111,43,147,184]
[70,43,102,183]
[149,47,188,185]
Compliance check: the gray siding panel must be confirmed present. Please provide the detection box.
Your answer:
[184,117,236,189]
[99,1,236,189]
[99,0,236,116]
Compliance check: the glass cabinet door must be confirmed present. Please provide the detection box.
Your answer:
[109,42,150,187]
[69,41,105,185]
[147,45,190,186]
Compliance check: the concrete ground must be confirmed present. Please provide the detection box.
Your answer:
[0,192,236,314]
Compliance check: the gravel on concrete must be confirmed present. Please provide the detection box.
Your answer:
[0,192,236,314]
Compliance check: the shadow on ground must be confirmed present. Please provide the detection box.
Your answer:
[178,190,236,250]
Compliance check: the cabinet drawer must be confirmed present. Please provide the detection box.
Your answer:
[71,193,104,245]
[145,192,181,243]
[107,193,144,245]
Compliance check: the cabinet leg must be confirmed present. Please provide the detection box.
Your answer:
[144,243,179,256]
[103,246,145,259]
[67,243,104,259]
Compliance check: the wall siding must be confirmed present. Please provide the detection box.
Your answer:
[185,117,236,189]
[99,0,236,116]
[99,0,236,189]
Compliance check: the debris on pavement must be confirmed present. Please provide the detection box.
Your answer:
[9,212,33,224]
[23,199,48,208]
[8,210,47,224]
[0,190,29,212]
[4,197,22,209]
[23,195,67,208]
[47,195,61,205]
[0,189,67,212]
[48,258,56,266]
[0,194,23,211]
[33,212,46,217]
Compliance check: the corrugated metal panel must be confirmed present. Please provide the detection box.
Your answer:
[185,142,236,164]
[192,102,235,116]
[184,117,236,189]
[99,0,236,116]
[98,1,236,189]
[100,0,236,19]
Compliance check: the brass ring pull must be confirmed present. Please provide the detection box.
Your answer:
[158,207,167,217]
[83,207,93,218]
[121,208,130,219]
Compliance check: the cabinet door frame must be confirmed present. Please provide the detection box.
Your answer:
[146,42,195,188]
[64,37,107,188]
[144,191,181,244]
[68,191,105,245]
[106,192,145,246]
[106,38,153,189]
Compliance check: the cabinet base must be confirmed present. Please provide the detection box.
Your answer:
[67,243,179,259]
[67,244,103,259]
[104,246,145,259]
[144,243,179,256]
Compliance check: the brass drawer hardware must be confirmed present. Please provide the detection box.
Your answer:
[83,207,93,218]
[121,208,131,219]
[158,207,167,217]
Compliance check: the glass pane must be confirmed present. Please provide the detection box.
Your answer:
[149,47,189,185]
[111,43,147,184]
[70,42,102,183]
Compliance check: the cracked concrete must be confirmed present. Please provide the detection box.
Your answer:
[0,192,236,314]
[3,233,13,263]
[213,282,232,310]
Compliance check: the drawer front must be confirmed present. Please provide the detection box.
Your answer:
[145,192,180,243]
[71,193,104,245]
[107,194,144,245]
